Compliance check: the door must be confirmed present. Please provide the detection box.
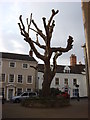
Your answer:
[73,89,79,97]
[8,88,14,100]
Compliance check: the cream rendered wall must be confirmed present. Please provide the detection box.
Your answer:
[38,72,87,98]
[2,58,37,100]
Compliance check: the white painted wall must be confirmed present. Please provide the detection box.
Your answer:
[38,72,87,98]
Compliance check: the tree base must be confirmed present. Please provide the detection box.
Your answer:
[21,97,70,108]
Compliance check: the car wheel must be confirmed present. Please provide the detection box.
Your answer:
[15,99,20,103]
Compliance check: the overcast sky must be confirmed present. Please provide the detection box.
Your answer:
[0,0,86,65]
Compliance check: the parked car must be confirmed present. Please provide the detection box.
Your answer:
[11,91,38,103]
[57,92,70,99]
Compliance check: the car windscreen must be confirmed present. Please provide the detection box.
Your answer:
[21,93,28,96]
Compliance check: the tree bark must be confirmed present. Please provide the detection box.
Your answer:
[42,60,53,97]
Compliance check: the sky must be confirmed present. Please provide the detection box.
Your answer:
[0,0,86,65]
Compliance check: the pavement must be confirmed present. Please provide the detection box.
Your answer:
[1,98,88,119]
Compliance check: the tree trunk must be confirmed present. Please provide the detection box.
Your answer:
[42,61,53,97]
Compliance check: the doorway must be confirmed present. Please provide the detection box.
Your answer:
[7,88,14,100]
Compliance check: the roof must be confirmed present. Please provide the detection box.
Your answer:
[38,64,85,74]
[0,52,37,62]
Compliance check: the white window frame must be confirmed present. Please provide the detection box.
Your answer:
[64,78,68,85]
[17,75,23,84]
[8,74,15,83]
[22,63,29,69]
[26,75,33,84]
[73,78,77,86]
[55,78,59,85]
[9,61,16,68]
[0,73,6,83]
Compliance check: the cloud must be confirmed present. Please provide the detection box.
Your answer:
[0,2,85,65]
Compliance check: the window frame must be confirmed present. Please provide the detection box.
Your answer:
[73,78,77,86]
[9,61,16,68]
[55,77,59,85]
[17,75,23,84]
[22,63,29,69]
[0,73,6,83]
[26,75,33,84]
[8,74,15,83]
[64,78,68,85]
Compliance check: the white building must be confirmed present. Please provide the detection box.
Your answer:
[38,54,88,98]
[0,52,87,99]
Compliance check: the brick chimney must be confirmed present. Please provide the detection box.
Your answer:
[29,49,33,57]
[70,54,77,66]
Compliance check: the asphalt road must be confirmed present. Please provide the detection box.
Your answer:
[1,98,88,119]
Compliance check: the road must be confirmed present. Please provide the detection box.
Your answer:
[1,98,88,119]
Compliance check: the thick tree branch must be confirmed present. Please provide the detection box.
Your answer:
[42,17,49,37]
[26,13,32,34]
[50,52,62,81]
[18,15,45,61]
[30,65,38,70]
[18,23,29,38]
[32,40,45,50]
[48,9,59,27]
[19,15,25,31]
[32,19,46,40]
[53,52,62,73]
[24,38,45,61]
[51,36,73,53]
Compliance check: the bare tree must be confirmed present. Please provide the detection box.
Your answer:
[18,9,73,97]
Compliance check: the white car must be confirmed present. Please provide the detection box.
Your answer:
[11,92,38,103]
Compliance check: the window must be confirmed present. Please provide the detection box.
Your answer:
[73,79,77,86]
[9,74,14,83]
[63,66,70,73]
[17,88,23,95]
[55,78,59,85]
[9,62,16,68]
[2,88,5,96]
[73,89,79,97]
[17,75,23,83]
[1,74,6,82]
[27,88,31,92]
[22,63,28,69]
[27,75,33,84]
[64,78,68,85]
